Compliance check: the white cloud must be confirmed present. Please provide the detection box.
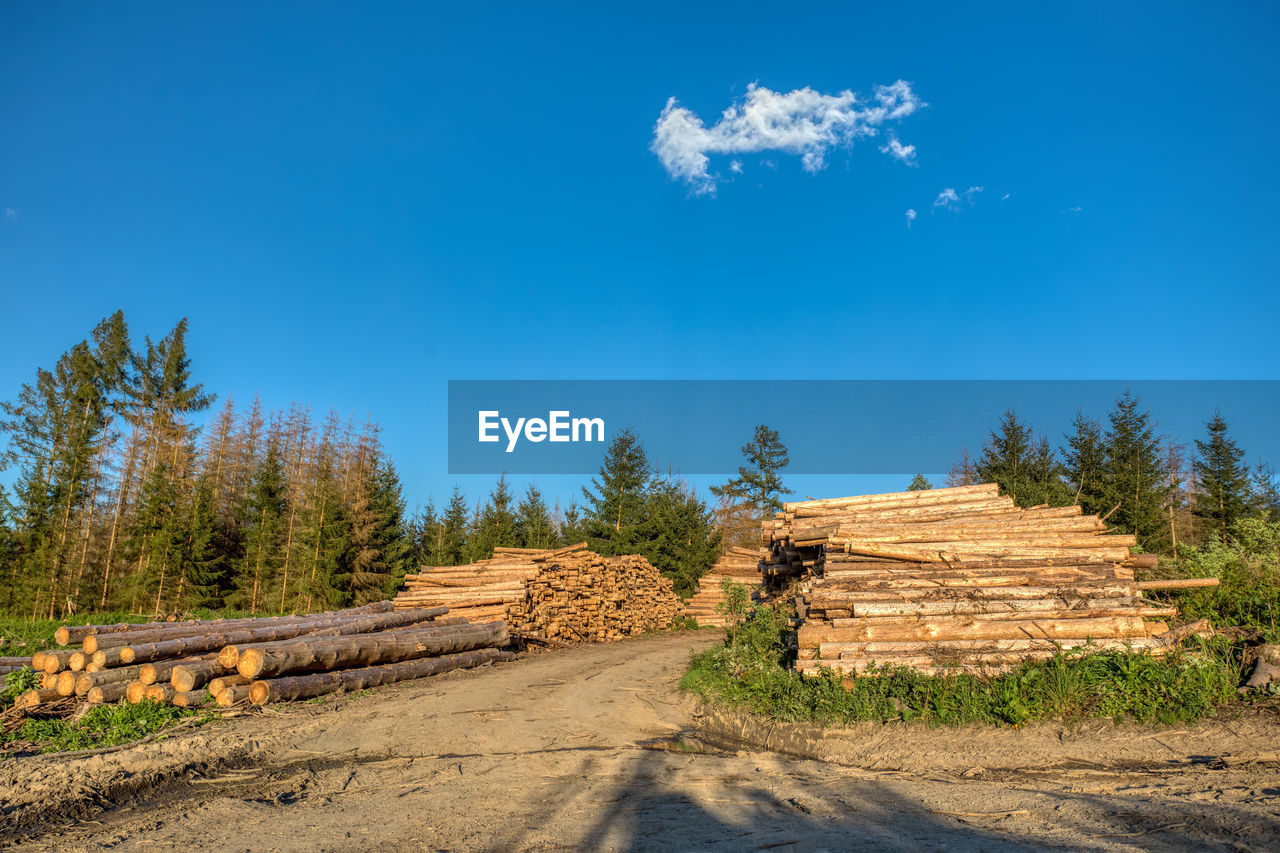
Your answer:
[1001,192,1010,201]
[1066,205,1082,213]
[3,208,15,220]
[905,208,917,227]
[933,186,984,211]
[729,160,743,174]
[651,80,924,194]
[879,137,916,165]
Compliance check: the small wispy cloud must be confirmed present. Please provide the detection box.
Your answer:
[729,160,743,174]
[651,80,925,194]
[905,208,917,227]
[933,186,984,210]
[879,137,917,165]
[1000,192,1010,201]
[3,208,15,220]
[1064,205,1082,214]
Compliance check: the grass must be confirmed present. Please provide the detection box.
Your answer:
[681,583,1250,728]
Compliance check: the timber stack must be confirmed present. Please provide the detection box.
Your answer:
[765,484,1218,676]
[12,601,513,710]
[510,546,682,642]
[682,547,766,627]
[394,546,547,622]
[396,543,683,643]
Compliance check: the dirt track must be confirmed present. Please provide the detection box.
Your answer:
[3,630,1279,851]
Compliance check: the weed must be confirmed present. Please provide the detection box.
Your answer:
[2,700,198,754]
[1,666,42,710]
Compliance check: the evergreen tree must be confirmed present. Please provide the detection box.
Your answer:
[234,442,288,613]
[412,499,441,567]
[1102,391,1169,546]
[636,476,720,597]
[1063,409,1107,513]
[515,483,556,549]
[976,409,1035,505]
[559,500,586,545]
[182,476,228,609]
[440,486,470,566]
[907,473,933,491]
[470,474,518,560]
[709,425,793,516]
[582,428,651,554]
[367,462,413,600]
[1193,411,1251,535]
[1252,462,1280,522]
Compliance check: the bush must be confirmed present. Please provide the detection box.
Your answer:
[3,700,198,753]
[1165,516,1280,640]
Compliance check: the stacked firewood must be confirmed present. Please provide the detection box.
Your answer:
[396,543,682,643]
[682,547,766,627]
[765,484,1217,676]
[394,546,547,622]
[14,602,512,709]
[510,547,682,642]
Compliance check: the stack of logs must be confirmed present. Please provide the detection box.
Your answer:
[682,547,767,627]
[13,602,512,709]
[764,484,1218,676]
[396,543,683,643]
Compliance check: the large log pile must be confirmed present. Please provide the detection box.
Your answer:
[682,547,766,627]
[15,602,512,710]
[510,547,682,642]
[765,484,1216,676]
[396,543,682,643]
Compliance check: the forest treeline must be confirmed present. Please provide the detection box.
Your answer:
[944,394,1280,552]
[0,312,414,618]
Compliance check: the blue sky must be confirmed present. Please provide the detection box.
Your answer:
[2,2,1278,512]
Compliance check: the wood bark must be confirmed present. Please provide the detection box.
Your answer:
[86,682,130,703]
[172,660,233,692]
[173,689,208,708]
[238,620,508,679]
[249,648,515,705]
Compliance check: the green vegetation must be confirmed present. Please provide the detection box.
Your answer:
[1160,517,1280,641]
[1,666,41,710]
[2,696,200,754]
[682,582,1247,727]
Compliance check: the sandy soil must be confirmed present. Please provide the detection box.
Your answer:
[2,630,1278,851]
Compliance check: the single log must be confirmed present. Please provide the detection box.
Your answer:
[86,682,130,703]
[55,670,78,696]
[784,484,1000,512]
[40,672,57,689]
[39,649,78,674]
[125,680,150,704]
[806,583,1136,605]
[1156,619,1214,644]
[173,689,208,708]
[217,684,251,706]
[1127,554,1160,570]
[30,651,46,671]
[69,652,89,672]
[1135,578,1220,590]
[16,687,63,708]
[172,660,233,692]
[139,653,219,684]
[238,620,509,680]
[215,606,449,668]
[799,615,1149,644]
[208,674,251,696]
[76,665,144,695]
[144,684,177,703]
[65,601,395,648]
[249,648,515,704]
[91,647,127,668]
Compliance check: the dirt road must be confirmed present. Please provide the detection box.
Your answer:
[4,631,1279,851]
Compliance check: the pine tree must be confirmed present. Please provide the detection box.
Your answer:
[440,486,470,566]
[470,474,518,561]
[235,442,288,613]
[1252,462,1280,522]
[976,409,1035,505]
[907,474,932,491]
[1193,411,1251,536]
[582,428,651,554]
[1102,391,1169,546]
[1063,409,1107,514]
[709,425,793,516]
[559,500,586,546]
[636,476,720,597]
[515,484,556,550]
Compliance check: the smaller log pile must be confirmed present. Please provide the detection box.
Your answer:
[510,547,682,642]
[14,602,513,710]
[682,547,766,627]
[394,546,549,622]
[768,484,1218,677]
